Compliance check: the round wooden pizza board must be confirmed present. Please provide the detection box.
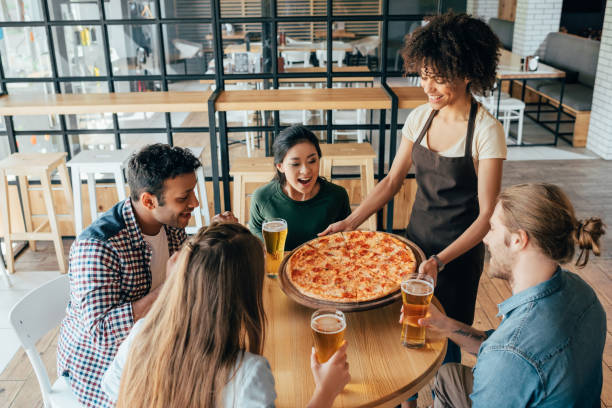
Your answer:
[277,232,426,312]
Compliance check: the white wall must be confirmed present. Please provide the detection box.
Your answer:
[512,0,562,56]
[587,2,612,159]
[466,0,498,21]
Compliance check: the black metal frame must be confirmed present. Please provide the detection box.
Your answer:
[496,76,570,147]
[0,0,445,228]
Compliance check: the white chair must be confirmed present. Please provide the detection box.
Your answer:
[9,275,81,408]
[479,90,526,144]
[332,109,367,143]
[316,42,347,67]
[67,149,132,237]
[220,83,257,157]
[281,50,311,67]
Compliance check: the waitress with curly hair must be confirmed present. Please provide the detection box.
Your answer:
[322,12,506,369]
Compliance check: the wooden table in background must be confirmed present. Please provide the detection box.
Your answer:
[315,29,357,39]
[263,278,447,407]
[223,43,353,54]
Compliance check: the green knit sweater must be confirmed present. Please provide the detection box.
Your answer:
[248,178,351,250]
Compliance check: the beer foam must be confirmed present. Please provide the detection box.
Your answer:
[401,279,434,296]
[262,221,287,232]
[311,315,346,334]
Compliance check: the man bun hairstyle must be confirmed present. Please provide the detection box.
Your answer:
[401,11,501,96]
[498,183,606,268]
[127,144,201,205]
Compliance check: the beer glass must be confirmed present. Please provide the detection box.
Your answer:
[311,309,346,363]
[262,218,288,278]
[400,273,434,348]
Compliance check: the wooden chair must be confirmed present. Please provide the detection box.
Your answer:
[320,143,376,231]
[0,153,74,274]
[229,157,275,224]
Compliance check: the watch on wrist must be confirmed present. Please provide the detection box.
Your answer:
[431,254,445,272]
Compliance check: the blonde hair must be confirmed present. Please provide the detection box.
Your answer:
[498,183,605,267]
[116,223,266,408]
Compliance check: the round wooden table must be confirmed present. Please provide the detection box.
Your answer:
[263,278,447,407]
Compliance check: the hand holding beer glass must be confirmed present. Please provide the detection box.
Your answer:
[311,309,346,363]
[400,273,434,348]
[262,218,288,278]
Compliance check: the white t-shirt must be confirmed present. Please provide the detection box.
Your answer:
[401,103,507,160]
[102,320,277,407]
[142,228,169,290]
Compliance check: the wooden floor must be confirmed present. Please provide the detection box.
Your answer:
[1,159,610,408]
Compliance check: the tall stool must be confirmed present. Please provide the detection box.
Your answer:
[229,157,275,224]
[67,149,132,237]
[320,143,376,231]
[186,146,211,234]
[0,152,73,274]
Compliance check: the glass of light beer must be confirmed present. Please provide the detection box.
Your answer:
[262,218,288,278]
[311,309,346,363]
[401,273,434,348]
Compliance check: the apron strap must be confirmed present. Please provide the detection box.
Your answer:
[414,108,438,146]
[464,101,478,158]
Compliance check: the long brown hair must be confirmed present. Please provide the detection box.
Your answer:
[116,223,266,408]
[498,183,606,267]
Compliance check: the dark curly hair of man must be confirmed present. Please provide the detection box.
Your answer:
[127,143,201,205]
[401,12,501,96]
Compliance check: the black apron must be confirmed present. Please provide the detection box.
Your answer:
[406,101,485,326]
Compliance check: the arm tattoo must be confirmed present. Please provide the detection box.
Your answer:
[453,328,488,342]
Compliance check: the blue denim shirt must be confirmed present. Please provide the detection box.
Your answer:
[470,268,606,408]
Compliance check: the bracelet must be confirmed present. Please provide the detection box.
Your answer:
[430,254,445,272]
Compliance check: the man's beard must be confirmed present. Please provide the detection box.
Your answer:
[486,249,513,284]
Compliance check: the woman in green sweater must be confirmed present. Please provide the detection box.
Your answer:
[248,125,351,250]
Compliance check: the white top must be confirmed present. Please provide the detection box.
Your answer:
[401,103,507,160]
[142,228,169,290]
[102,320,277,407]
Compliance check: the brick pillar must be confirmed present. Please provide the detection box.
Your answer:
[466,0,499,21]
[512,0,562,56]
[587,3,612,159]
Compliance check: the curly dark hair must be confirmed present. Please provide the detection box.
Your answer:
[127,143,201,205]
[401,12,501,96]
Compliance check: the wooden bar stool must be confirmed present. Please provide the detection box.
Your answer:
[0,152,74,274]
[229,157,274,224]
[186,146,211,234]
[320,143,377,231]
[67,149,132,237]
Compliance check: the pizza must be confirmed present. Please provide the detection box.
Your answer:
[286,231,418,303]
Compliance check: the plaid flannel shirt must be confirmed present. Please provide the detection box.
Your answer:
[57,198,186,407]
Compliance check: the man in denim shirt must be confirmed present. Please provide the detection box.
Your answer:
[414,183,606,408]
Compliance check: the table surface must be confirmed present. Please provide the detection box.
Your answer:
[199,66,375,84]
[215,87,392,111]
[0,91,213,116]
[263,277,447,407]
[497,49,565,79]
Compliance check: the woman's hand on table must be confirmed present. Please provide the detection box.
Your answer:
[318,219,352,237]
[210,211,239,224]
[307,341,351,408]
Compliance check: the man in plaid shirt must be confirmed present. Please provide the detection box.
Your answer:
[57,144,202,407]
